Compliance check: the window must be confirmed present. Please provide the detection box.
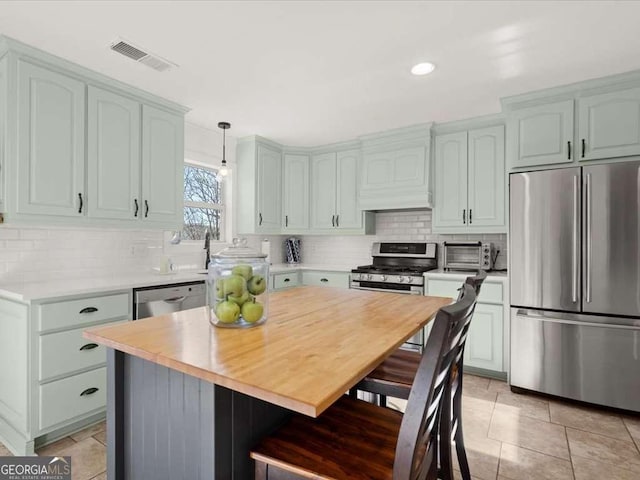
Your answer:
[183,163,224,241]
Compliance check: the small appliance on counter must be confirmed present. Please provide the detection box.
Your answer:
[443,241,494,271]
[285,237,301,264]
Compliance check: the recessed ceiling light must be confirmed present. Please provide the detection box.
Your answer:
[411,62,436,76]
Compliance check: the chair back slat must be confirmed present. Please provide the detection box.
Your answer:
[393,284,477,480]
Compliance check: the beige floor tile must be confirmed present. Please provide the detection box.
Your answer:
[70,421,106,442]
[488,410,570,460]
[57,437,107,480]
[498,443,573,480]
[462,390,497,413]
[464,384,499,404]
[453,470,483,480]
[487,379,511,394]
[452,434,502,480]
[461,404,493,440]
[463,374,491,390]
[549,401,632,442]
[573,454,639,480]
[567,427,640,473]
[89,473,107,480]
[623,416,640,446]
[494,391,550,422]
[0,441,12,456]
[36,436,77,456]
[92,430,107,446]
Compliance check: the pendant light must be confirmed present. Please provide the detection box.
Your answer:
[218,121,231,176]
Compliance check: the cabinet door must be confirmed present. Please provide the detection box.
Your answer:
[16,60,85,216]
[256,144,282,232]
[141,105,183,225]
[335,150,361,230]
[433,132,468,228]
[509,99,574,168]
[87,86,140,220]
[578,87,640,161]
[464,303,503,372]
[310,152,337,229]
[467,125,505,227]
[282,154,309,230]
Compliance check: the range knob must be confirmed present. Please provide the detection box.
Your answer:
[380,275,387,282]
[364,274,372,281]
[397,276,405,283]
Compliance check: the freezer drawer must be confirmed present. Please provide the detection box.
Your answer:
[510,308,640,412]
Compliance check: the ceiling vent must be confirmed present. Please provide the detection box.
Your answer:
[110,38,177,72]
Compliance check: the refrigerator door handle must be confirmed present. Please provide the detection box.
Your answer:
[515,309,640,330]
[572,175,579,303]
[585,173,592,303]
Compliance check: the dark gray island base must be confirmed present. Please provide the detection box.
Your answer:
[106,349,291,480]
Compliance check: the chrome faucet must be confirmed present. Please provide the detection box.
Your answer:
[204,230,211,270]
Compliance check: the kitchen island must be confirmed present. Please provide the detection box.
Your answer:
[84,286,451,480]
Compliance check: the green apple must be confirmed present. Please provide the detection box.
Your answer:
[232,264,253,281]
[247,274,266,295]
[216,300,240,324]
[228,290,250,306]
[215,280,225,299]
[224,274,246,297]
[241,299,264,323]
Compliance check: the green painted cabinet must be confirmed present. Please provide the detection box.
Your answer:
[310,152,337,230]
[578,87,640,161]
[141,105,184,225]
[16,59,86,217]
[87,86,140,220]
[236,137,282,234]
[433,125,505,232]
[335,150,362,230]
[282,154,309,231]
[508,99,574,168]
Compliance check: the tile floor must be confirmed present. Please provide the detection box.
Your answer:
[0,374,638,480]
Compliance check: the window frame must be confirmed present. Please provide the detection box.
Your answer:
[182,160,226,243]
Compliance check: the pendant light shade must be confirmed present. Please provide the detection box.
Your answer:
[218,121,231,176]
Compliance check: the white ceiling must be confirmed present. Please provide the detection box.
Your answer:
[2,1,640,146]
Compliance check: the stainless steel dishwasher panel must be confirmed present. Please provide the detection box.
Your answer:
[134,282,207,320]
[510,308,640,412]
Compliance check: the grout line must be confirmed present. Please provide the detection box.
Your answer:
[564,426,577,480]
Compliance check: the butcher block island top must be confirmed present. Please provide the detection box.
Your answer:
[84,286,451,417]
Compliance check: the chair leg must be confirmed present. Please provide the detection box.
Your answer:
[348,388,358,399]
[378,394,387,408]
[255,460,268,480]
[439,385,454,480]
[453,367,471,480]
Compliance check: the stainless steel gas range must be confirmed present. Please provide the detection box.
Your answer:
[350,242,438,296]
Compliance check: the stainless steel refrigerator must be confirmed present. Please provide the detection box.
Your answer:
[510,161,640,412]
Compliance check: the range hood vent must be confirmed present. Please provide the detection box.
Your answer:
[110,38,177,72]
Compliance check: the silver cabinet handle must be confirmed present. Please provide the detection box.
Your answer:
[572,175,579,303]
[164,296,186,303]
[585,173,592,303]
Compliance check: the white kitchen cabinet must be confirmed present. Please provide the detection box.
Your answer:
[87,86,141,220]
[271,272,300,290]
[310,150,373,233]
[16,60,86,217]
[433,125,505,232]
[236,137,282,234]
[302,271,350,289]
[141,105,184,225]
[578,87,640,161]
[282,154,309,231]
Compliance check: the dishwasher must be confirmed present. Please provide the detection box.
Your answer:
[133,281,207,320]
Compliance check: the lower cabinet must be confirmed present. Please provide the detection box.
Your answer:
[270,270,351,291]
[271,272,301,290]
[424,274,506,375]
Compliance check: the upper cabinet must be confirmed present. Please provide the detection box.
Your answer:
[310,152,337,230]
[282,154,309,231]
[508,100,574,168]
[0,37,188,228]
[236,137,282,234]
[433,125,505,233]
[578,87,640,161]
[358,124,432,210]
[16,60,86,217]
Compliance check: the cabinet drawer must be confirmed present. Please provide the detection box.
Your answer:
[39,367,106,431]
[302,271,349,289]
[273,273,300,290]
[39,322,120,381]
[38,293,129,331]
[426,278,503,304]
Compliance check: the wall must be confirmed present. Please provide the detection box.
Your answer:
[297,210,508,270]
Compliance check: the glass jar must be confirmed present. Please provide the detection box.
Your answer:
[208,238,269,328]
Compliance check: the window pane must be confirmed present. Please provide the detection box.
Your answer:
[183,207,221,241]
[184,165,222,204]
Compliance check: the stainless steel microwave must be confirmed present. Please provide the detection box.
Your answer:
[443,241,493,271]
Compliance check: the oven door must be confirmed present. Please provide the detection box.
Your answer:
[349,280,423,295]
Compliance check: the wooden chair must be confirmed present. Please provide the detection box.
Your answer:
[250,284,477,480]
[352,271,487,480]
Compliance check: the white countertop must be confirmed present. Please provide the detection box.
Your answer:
[0,264,354,303]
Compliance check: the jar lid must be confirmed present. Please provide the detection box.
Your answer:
[212,238,267,259]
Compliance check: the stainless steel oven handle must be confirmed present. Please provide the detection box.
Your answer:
[572,175,579,303]
[515,309,640,331]
[350,285,422,295]
[586,173,592,303]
